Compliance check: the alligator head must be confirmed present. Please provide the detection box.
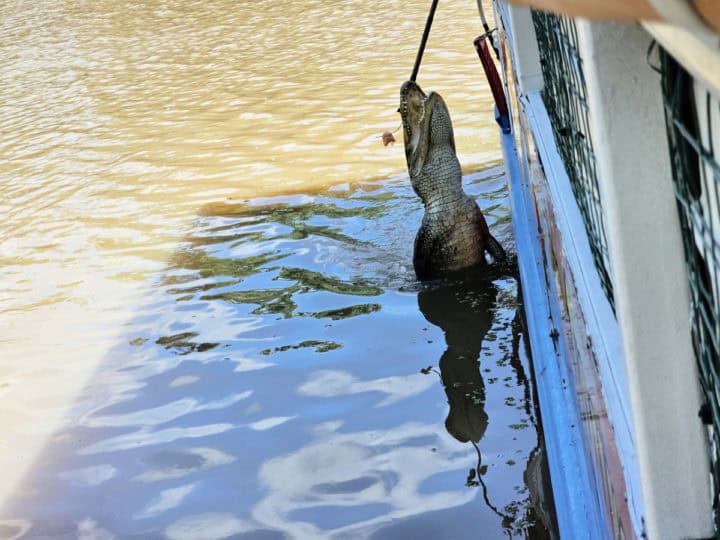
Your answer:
[398,80,457,180]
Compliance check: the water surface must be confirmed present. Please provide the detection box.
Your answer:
[0,0,555,537]
[3,170,555,539]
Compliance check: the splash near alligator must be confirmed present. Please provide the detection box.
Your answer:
[399,80,506,280]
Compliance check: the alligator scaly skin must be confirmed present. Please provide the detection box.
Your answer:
[400,81,505,280]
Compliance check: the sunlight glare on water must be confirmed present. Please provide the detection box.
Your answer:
[0,0,556,538]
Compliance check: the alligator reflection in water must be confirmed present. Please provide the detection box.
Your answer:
[418,280,496,446]
[418,278,557,538]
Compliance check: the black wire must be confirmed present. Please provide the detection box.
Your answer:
[471,441,516,524]
[646,39,662,74]
[410,0,440,82]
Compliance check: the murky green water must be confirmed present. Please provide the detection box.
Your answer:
[0,0,555,537]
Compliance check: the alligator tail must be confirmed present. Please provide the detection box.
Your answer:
[486,233,507,262]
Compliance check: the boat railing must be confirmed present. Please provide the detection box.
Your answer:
[657,44,720,533]
[530,10,615,310]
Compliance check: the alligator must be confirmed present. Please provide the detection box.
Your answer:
[399,80,506,280]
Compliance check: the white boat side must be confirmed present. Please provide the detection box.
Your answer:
[494,1,719,538]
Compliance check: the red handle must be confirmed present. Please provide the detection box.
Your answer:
[474,35,509,119]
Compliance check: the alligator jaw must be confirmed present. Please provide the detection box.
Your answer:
[399,80,430,178]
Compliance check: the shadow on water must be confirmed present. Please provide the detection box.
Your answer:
[0,167,558,539]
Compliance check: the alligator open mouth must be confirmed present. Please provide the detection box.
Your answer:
[399,80,427,151]
[399,80,437,179]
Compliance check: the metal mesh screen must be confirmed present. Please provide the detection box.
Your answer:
[531,11,615,310]
[659,47,720,530]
